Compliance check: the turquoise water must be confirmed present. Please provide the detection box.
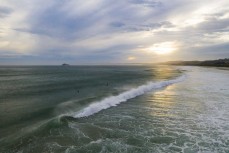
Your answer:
[0,66,229,153]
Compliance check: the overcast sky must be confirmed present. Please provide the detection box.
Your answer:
[0,0,229,65]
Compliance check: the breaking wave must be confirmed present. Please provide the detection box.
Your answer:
[73,75,185,118]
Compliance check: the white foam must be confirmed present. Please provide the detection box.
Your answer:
[73,75,185,118]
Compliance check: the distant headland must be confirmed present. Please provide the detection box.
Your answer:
[162,58,229,67]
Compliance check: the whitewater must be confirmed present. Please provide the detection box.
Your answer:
[74,75,185,118]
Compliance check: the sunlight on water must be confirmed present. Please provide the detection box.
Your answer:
[149,86,177,118]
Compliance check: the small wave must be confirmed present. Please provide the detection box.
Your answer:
[73,75,185,118]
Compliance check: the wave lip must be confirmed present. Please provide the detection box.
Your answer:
[74,75,185,118]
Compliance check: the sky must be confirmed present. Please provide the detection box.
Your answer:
[0,0,229,65]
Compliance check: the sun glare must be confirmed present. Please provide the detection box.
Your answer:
[148,42,178,55]
[127,56,136,60]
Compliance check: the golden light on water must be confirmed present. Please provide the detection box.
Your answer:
[146,67,178,117]
[148,85,177,117]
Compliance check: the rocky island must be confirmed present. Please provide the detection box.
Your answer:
[62,63,70,66]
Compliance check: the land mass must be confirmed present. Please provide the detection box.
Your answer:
[162,58,229,67]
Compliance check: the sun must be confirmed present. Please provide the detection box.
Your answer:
[148,42,178,55]
[127,56,136,60]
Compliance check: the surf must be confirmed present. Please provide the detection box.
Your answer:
[72,75,185,118]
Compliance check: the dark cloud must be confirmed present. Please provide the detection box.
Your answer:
[0,6,13,18]
[133,21,173,31]
[28,3,98,40]
[197,15,229,32]
[109,20,173,32]
[110,22,125,28]
[197,43,229,55]
[129,0,162,7]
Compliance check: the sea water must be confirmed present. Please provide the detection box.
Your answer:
[0,65,228,153]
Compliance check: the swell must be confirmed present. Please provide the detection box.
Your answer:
[72,75,185,118]
[0,75,185,152]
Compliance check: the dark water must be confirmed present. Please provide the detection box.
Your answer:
[0,66,228,153]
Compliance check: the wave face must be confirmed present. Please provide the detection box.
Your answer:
[74,75,185,118]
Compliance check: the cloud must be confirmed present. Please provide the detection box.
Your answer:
[197,14,229,32]
[0,6,12,18]
[129,0,162,8]
[0,0,229,64]
[27,2,98,39]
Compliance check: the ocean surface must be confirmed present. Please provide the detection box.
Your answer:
[0,65,229,153]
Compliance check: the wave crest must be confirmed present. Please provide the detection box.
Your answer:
[73,75,185,118]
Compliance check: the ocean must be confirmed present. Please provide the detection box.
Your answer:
[0,65,229,153]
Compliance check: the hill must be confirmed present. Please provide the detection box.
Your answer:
[163,58,229,67]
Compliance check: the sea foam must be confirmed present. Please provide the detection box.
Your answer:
[73,75,185,118]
